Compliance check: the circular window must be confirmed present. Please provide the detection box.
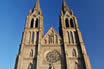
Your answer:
[46,51,60,63]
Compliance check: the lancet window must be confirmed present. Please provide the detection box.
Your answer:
[30,19,34,28]
[69,32,74,43]
[70,18,74,27]
[35,19,38,28]
[32,32,34,44]
[65,18,69,27]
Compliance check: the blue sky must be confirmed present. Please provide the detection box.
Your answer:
[0,0,104,69]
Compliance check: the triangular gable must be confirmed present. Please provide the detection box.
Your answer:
[41,27,62,45]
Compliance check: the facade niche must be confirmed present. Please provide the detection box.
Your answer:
[65,18,69,28]
[30,49,33,57]
[31,19,34,28]
[70,18,74,27]
[72,49,76,57]
[35,19,38,28]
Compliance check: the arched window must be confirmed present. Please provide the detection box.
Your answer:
[31,19,34,28]
[65,18,69,27]
[72,49,76,57]
[28,63,32,69]
[30,49,33,57]
[32,32,34,44]
[70,18,74,27]
[35,19,38,28]
[69,32,74,43]
[67,31,70,43]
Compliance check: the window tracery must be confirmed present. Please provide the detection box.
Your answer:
[46,51,60,63]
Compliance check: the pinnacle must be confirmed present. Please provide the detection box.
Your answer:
[34,0,40,10]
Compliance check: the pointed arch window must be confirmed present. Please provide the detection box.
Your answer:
[67,31,70,43]
[30,49,33,57]
[28,63,32,69]
[74,31,79,43]
[70,18,74,27]
[31,19,34,28]
[32,32,34,44]
[65,18,69,27]
[72,49,76,57]
[35,19,38,28]
[69,32,74,43]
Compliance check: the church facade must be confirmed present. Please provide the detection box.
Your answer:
[15,0,91,69]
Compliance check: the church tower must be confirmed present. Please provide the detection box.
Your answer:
[15,0,91,69]
[15,0,43,69]
[59,0,91,69]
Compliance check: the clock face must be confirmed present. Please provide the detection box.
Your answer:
[46,51,60,63]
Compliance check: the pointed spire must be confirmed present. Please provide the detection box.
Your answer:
[62,0,68,9]
[62,0,69,13]
[34,0,40,10]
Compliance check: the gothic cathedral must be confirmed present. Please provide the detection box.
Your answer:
[15,0,91,69]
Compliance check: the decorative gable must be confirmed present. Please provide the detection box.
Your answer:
[41,27,62,45]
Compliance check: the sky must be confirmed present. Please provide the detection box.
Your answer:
[0,0,104,69]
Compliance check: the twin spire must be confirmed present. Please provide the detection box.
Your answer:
[33,0,73,15]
